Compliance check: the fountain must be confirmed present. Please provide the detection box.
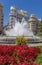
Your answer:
[0,17,40,44]
[5,18,34,37]
[0,18,41,44]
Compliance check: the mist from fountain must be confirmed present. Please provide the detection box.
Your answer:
[5,18,34,37]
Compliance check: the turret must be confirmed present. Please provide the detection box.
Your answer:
[8,6,17,29]
[29,14,38,35]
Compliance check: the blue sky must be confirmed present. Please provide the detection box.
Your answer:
[0,0,42,25]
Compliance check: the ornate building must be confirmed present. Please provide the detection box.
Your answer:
[7,6,28,29]
[0,5,41,35]
[29,14,38,35]
[0,4,4,34]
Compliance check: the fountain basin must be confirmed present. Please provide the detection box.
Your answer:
[0,36,42,44]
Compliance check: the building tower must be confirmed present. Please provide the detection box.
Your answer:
[0,4,4,34]
[17,10,28,22]
[8,6,17,29]
[29,14,38,35]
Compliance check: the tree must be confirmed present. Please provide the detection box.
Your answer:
[38,22,42,37]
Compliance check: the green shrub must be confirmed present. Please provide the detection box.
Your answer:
[16,36,26,45]
[34,46,42,65]
[34,53,42,65]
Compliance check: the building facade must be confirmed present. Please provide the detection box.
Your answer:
[29,14,38,35]
[3,5,42,35]
[7,6,28,29]
[0,4,4,34]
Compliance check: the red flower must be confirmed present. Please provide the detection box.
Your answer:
[11,57,16,63]
[0,45,40,65]
[0,55,3,63]
[35,64,39,65]
[3,55,11,64]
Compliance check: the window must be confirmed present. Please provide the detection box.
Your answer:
[0,31,2,34]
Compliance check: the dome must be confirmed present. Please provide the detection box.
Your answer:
[29,14,37,22]
[19,10,24,14]
[20,10,23,12]
[30,14,35,18]
[10,6,17,10]
[20,10,27,14]
[19,10,28,16]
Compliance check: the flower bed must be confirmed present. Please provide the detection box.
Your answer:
[0,45,40,65]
